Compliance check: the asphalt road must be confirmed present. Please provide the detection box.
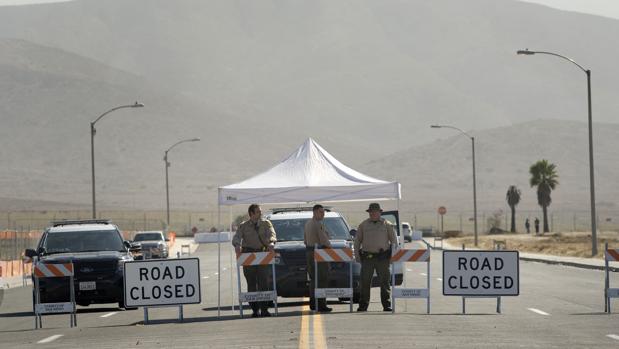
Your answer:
[1,242,618,348]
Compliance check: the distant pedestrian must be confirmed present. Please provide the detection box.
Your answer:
[534,217,540,234]
[525,218,530,234]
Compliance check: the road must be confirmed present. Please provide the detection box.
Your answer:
[0,242,618,348]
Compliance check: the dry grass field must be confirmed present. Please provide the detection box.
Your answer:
[447,232,619,259]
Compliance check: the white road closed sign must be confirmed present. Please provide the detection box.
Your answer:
[443,251,519,296]
[124,258,201,307]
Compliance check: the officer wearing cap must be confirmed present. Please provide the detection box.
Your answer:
[354,203,397,312]
[232,204,277,317]
[304,204,333,312]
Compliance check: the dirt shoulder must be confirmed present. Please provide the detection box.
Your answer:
[445,231,619,259]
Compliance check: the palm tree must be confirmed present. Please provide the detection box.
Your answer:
[506,185,521,233]
[529,160,559,233]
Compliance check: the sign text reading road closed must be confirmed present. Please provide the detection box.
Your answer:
[124,258,201,307]
[443,251,519,296]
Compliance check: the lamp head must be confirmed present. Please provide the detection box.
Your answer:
[191,138,201,142]
[132,102,145,108]
[430,125,442,128]
[517,49,535,55]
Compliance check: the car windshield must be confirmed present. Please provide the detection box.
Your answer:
[43,230,125,254]
[133,233,163,241]
[272,217,351,242]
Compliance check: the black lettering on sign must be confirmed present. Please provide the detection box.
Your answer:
[482,276,491,289]
[186,284,195,297]
[493,276,502,289]
[139,268,149,281]
[130,287,139,300]
[448,276,457,289]
[153,286,161,299]
[176,266,185,279]
[495,258,504,271]
[164,285,173,298]
[505,276,513,289]
[470,276,479,289]
[152,267,160,280]
[481,258,491,270]
[141,287,151,300]
[163,266,173,280]
[175,284,183,297]
[458,258,467,270]
[470,257,479,270]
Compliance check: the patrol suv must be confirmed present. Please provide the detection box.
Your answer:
[25,219,140,309]
[268,208,403,302]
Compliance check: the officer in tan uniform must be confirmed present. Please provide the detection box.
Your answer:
[304,204,332,312]
[354,203,397,312]
[232,204,277,317]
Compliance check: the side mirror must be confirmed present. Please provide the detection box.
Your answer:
[123,240,131,248]
[25,249,37,258]
[37,247,46,255]
[129,242,142,253]
[349,229,357,237]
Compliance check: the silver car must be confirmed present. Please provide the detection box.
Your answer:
[132,231,169,259]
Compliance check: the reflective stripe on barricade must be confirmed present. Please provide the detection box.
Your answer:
[235,251,278,318]
[236,251,275,266]
[33,262,76,329]
[391,247,431,314]
[391,249,430,263]
[314,247,354,313]
[605,244,619,313]
[314,248,354,262]
[34,263,74,278]
[606,249,619,262]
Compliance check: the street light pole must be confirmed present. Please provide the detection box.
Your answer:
[90,102,144,219]
[517,49,598,256]
[164,138,200,229]
[431,125,478,246]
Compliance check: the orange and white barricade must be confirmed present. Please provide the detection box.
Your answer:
[314,246,355,312]
[390,248,431,314]
[33,262,76,329]
[605,243,619,313]
[236,251,278,317]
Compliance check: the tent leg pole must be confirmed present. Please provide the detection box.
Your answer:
[217,202,221,318]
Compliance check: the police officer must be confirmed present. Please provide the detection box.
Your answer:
[232,204,277,317]
[304,204,332,312]
[354,203,397,312]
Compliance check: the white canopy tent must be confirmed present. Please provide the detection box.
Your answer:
[215,138,401,315]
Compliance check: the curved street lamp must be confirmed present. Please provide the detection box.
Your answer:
[91,102,144,218]
[431,124,478,247]
[164,138,201,228]
[517,49,597,257]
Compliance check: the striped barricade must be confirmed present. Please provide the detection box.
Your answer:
[33,262,76,329]
[235,251,278,318]
[313,247,354,313]
[604,245,619,313]
[390,248,431,314]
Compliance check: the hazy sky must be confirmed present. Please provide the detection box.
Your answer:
[1,0,619,21]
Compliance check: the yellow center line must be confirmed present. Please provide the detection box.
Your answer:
[299,300,310,349]
[313,310,327,348]
[298,298,328,349]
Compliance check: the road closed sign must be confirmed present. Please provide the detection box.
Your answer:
[124,258,201,307]
[443,251,519,296]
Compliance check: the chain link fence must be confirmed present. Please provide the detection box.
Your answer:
[0,230,41,261]
[2,209,619,238]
